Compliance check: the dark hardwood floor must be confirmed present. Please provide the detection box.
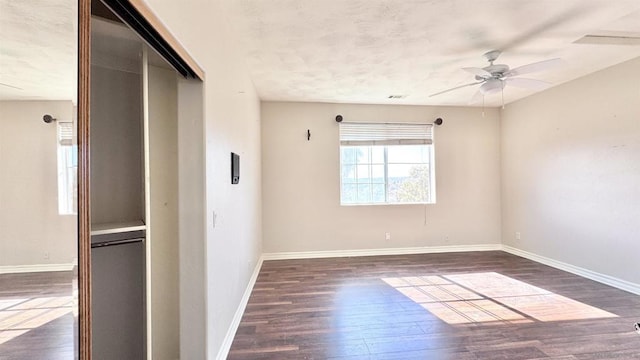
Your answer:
[0,271,77,360]
[228,251,640,359]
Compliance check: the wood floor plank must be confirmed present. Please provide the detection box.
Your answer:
[228,251,640,359]
[0,271,76,359]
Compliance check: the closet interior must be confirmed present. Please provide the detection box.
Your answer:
[90,5,180,359]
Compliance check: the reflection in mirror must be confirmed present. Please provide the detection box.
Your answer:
[0,0,79,359]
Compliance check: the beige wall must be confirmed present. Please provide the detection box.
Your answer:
[0,101,76,267]
[501,57,640,284]
[261,102,501,253]
[144,1,263,358]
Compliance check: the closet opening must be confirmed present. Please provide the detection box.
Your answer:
[83,1,206,359]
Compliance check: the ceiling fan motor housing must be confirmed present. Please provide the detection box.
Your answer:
[483,64,510,77]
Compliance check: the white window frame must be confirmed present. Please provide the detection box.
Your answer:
[339,122,436,206]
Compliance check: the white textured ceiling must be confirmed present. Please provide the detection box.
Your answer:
[227,0,640,107]
[0,0,77,101]
[3,1,639,106]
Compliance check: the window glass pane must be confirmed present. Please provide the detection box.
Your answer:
[71,147,78,166]
[371,146,384,164]
[342,165,356,183]
[371,164,384,183]
[341,184,357,203]
[341,147,357,164]
[356,164,370,181]
[57,144,78,215]
[388,163,413,178]
[372,184,385,203]
[340,142,434,205]
[355,146,370,164]
[388,164,430,203]
[387,145,428,163]
[357,184,372,203]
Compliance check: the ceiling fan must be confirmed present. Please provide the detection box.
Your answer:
[430,50,563,104]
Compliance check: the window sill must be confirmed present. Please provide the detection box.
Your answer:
[340,202,436,207]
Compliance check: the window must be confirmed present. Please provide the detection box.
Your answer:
[339,122,435,205]
[57,121,77,215]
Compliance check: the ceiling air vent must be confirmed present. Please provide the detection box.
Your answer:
[574,31,640,46]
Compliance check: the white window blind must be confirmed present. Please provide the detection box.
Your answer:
[57,121,74,146]
[339,122,433,146]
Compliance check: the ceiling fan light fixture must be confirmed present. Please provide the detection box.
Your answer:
[479,79,504,95]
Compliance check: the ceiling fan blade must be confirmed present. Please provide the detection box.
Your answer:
[429,80,485,97]
[469,89,484,104]
[462,67,491,78]
[0,82,23,90]
[505,77,551,90]
[505,58,563,77]
[498,5,588,52]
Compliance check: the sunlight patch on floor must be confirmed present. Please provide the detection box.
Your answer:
[0,296,74,345]
[383,272,617,325]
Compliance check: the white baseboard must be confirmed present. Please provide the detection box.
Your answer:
[216,255,265,360]
[502,245,640,296]
[262,244,502,261]
[0,263,75,274]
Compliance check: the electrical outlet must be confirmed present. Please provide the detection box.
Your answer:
[515,232,521,240]
[44,252,50,260]
[385,232,391,241]
[444,236,450,243]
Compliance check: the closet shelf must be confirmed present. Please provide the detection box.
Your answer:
[91,220,146,236]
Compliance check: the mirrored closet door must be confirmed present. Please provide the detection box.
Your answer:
[0,0,80,358]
